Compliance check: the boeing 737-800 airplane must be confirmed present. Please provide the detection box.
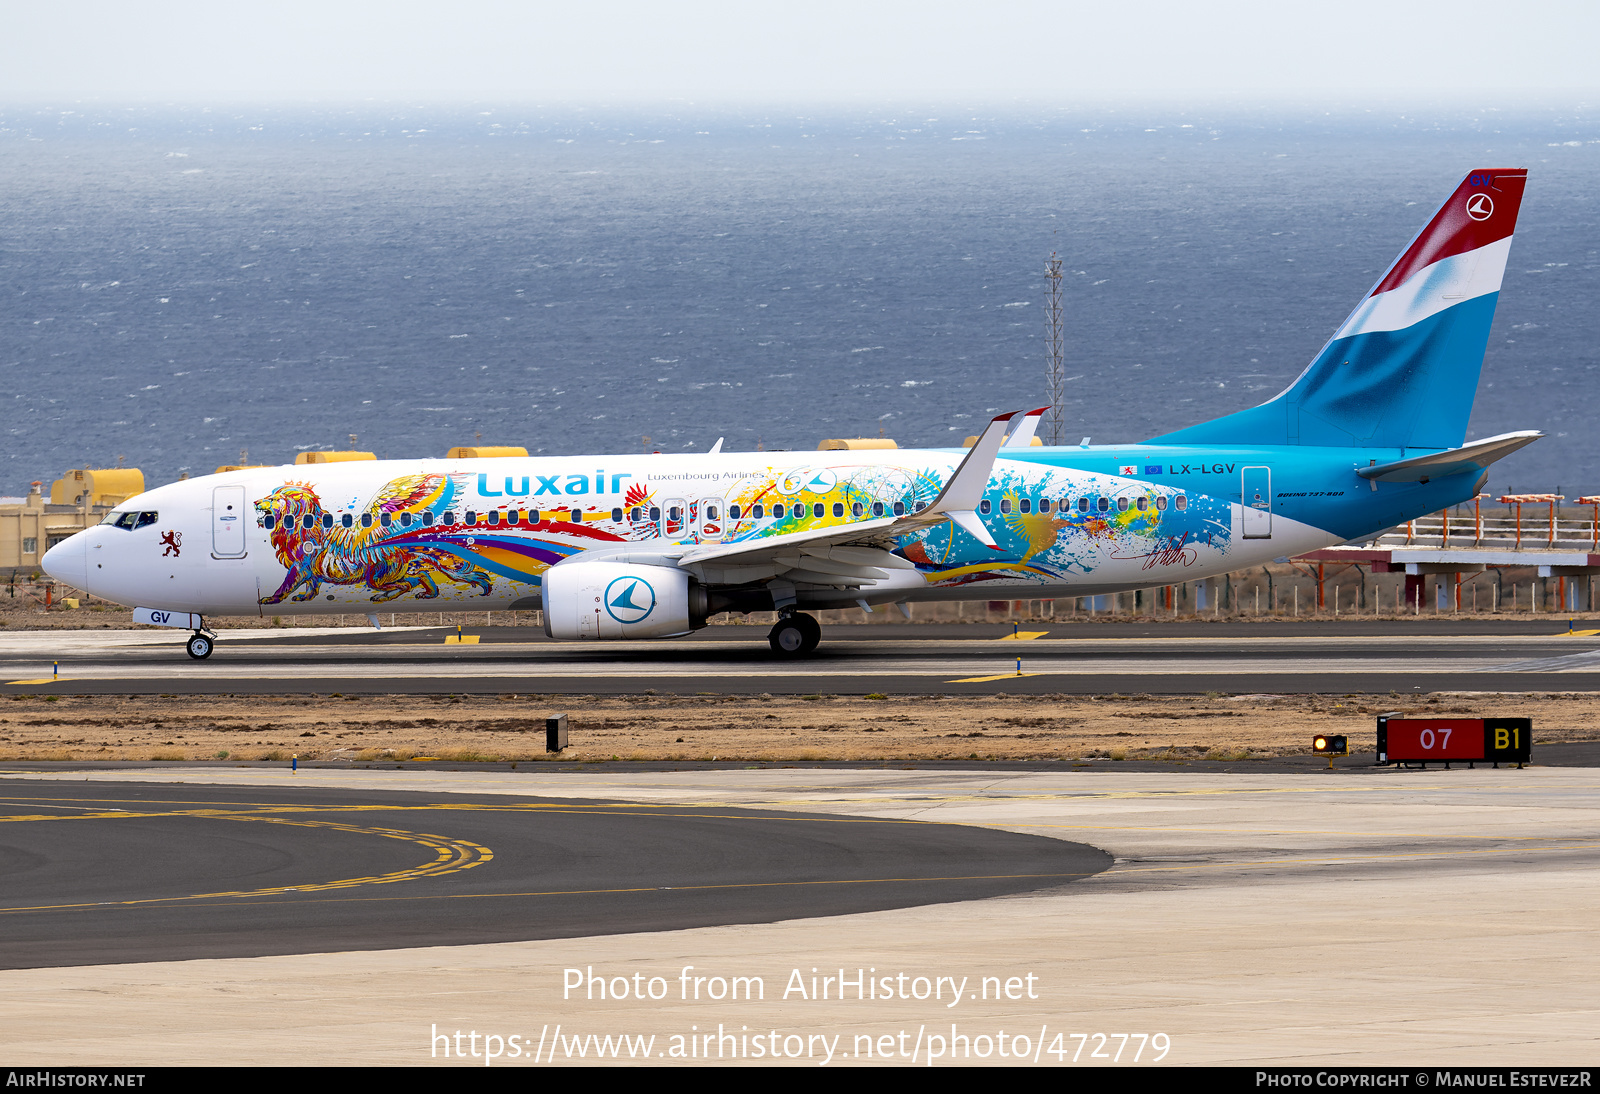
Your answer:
[44,169,1539,659]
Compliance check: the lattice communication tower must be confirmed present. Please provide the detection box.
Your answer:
[1045,254,1065,446]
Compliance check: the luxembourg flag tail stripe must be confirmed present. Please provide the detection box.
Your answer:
[1149,169,1527,454]
[1368,169,1526,296]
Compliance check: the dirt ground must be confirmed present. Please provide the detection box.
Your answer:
[0,691,1595,764]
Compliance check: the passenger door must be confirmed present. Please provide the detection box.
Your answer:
[1241,467,1271,539]
[212,485,248,558]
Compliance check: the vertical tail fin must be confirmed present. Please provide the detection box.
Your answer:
[1151,169,1528,450]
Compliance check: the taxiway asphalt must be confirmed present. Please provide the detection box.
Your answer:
[0,779,1107,969]
[3,621,1599,696]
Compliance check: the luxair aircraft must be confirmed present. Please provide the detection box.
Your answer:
[44,169,1539,660]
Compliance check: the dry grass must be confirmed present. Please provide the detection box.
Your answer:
[0,690,1595,763]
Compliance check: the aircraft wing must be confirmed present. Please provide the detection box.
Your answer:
[673,411,1017,591]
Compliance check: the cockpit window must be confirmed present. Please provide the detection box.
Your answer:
[106,510,158,531]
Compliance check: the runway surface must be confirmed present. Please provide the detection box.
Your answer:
[0,779,1108,970]
[3,621,1600,696]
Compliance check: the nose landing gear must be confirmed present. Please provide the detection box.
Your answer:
[768,612,821,656]
[186,630,216,660]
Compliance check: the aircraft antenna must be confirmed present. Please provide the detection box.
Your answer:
[1045,254,1065,446]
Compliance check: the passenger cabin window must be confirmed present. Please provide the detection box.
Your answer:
[303,514,316,529]
[487,511,500,526]
[649,506,661,521]
[400,512,413,527]
[1155,496,1168,512]
[1117,497,1129,512]
[1000,499,1012,514]
[1019,499,1032,514]
[893,502,906,516]
[465,511,478,525]
[812,502,824,518]
[629,507,642,522]
[1077,498,1089,513]
[423,511,435,526]
[1040,499,1052,514]
[772,504,785,518]
[611,508,623,522]
[263,515,276,529]
[1135,497,1148,512]
[752,504,765,518]
[321,513,334,529]
[341,514,354,528]
[380,512,392,527]
[442,511,455,525]
[729,505,741,520]
[979,499,992,515]
[362,513,374,528]
[851,502,863,518]
[570,509,583,523]
[1096,497,1109,513]
[871,502,884,517]
[1175,495,1188,510]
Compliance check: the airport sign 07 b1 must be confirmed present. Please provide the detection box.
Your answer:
[1376,717,1532,767]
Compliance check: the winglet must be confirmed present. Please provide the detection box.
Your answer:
[931,411,1015,513]
[923,410,1015,550]
[1004,406,1049,448]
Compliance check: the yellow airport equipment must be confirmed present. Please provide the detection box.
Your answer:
[294,452,376,465]
[963,436,1042,447]
[49,469,146,507]
[446,446,529,459]
[817,438,898,450]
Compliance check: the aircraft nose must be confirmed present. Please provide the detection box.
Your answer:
[41,532,88,589]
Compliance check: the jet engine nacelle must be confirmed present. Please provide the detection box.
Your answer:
[541,560,705,640]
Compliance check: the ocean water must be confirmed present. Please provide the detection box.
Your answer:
[1,104,1595,496]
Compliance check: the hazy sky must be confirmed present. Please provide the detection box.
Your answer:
[4,0,1598,103]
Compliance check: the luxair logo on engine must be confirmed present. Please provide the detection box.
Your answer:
[604,575,656,624]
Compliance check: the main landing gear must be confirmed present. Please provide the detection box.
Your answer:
[768,612,821,656]
[186,630,217,660]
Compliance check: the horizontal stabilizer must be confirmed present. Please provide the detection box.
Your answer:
[1356,430,1542,483]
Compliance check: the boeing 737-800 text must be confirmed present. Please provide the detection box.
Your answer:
[43,169,1539,659]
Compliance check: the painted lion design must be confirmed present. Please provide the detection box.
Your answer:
[254,476,494,604]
